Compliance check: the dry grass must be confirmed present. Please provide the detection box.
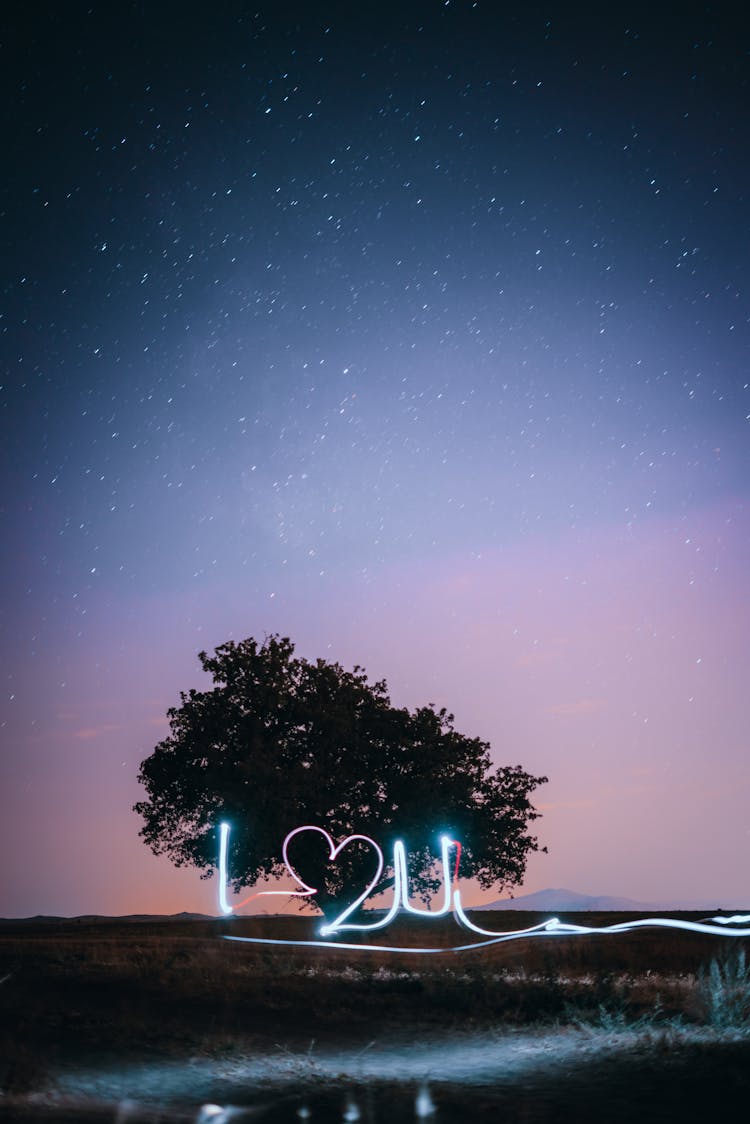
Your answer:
[1,913,748,1095]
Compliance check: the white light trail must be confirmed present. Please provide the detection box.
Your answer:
[219,822,750,953]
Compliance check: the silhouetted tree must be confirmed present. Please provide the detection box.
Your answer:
[134,635,547,918]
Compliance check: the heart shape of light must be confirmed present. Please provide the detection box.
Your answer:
[282,825,385,932]
[233,824,384,931]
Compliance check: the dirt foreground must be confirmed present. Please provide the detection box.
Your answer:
[5,1028,750,1123]
[2,915,749,1122]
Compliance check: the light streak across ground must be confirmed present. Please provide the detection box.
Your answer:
[223,910,750,955]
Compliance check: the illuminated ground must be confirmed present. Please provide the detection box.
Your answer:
[5,1028,750,1122]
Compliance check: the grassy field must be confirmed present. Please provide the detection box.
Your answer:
[1,912,750,1120]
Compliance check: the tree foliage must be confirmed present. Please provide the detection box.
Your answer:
[135,635,547,916]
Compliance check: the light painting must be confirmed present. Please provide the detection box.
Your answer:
[218,822,750,953]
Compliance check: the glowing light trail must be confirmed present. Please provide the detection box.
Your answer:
[224,910,750,955]
[220,821,395,932]
[393,836,457,919]
[223,926,556,954]
[219,822,750,952]
[452,891,750,940]
[219,820,318,914]
[217,822,233,916]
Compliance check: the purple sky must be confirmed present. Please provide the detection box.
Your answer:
[2,4,749,916]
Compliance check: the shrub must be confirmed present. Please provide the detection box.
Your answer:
[695,949,750,1030]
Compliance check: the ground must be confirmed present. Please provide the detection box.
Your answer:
[2,914,749,1121]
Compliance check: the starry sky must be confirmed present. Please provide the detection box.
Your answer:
[2,2,749,917]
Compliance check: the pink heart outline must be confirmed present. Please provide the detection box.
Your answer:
[283,825,385,930]
[233,824,384,925]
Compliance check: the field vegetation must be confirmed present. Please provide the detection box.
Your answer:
[1,913,749,1119]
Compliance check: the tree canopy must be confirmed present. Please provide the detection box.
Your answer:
[134,635,548,917]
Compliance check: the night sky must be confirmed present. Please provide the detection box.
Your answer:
[2,3,748,917]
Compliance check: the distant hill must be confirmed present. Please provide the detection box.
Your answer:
[474,887,748,912]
